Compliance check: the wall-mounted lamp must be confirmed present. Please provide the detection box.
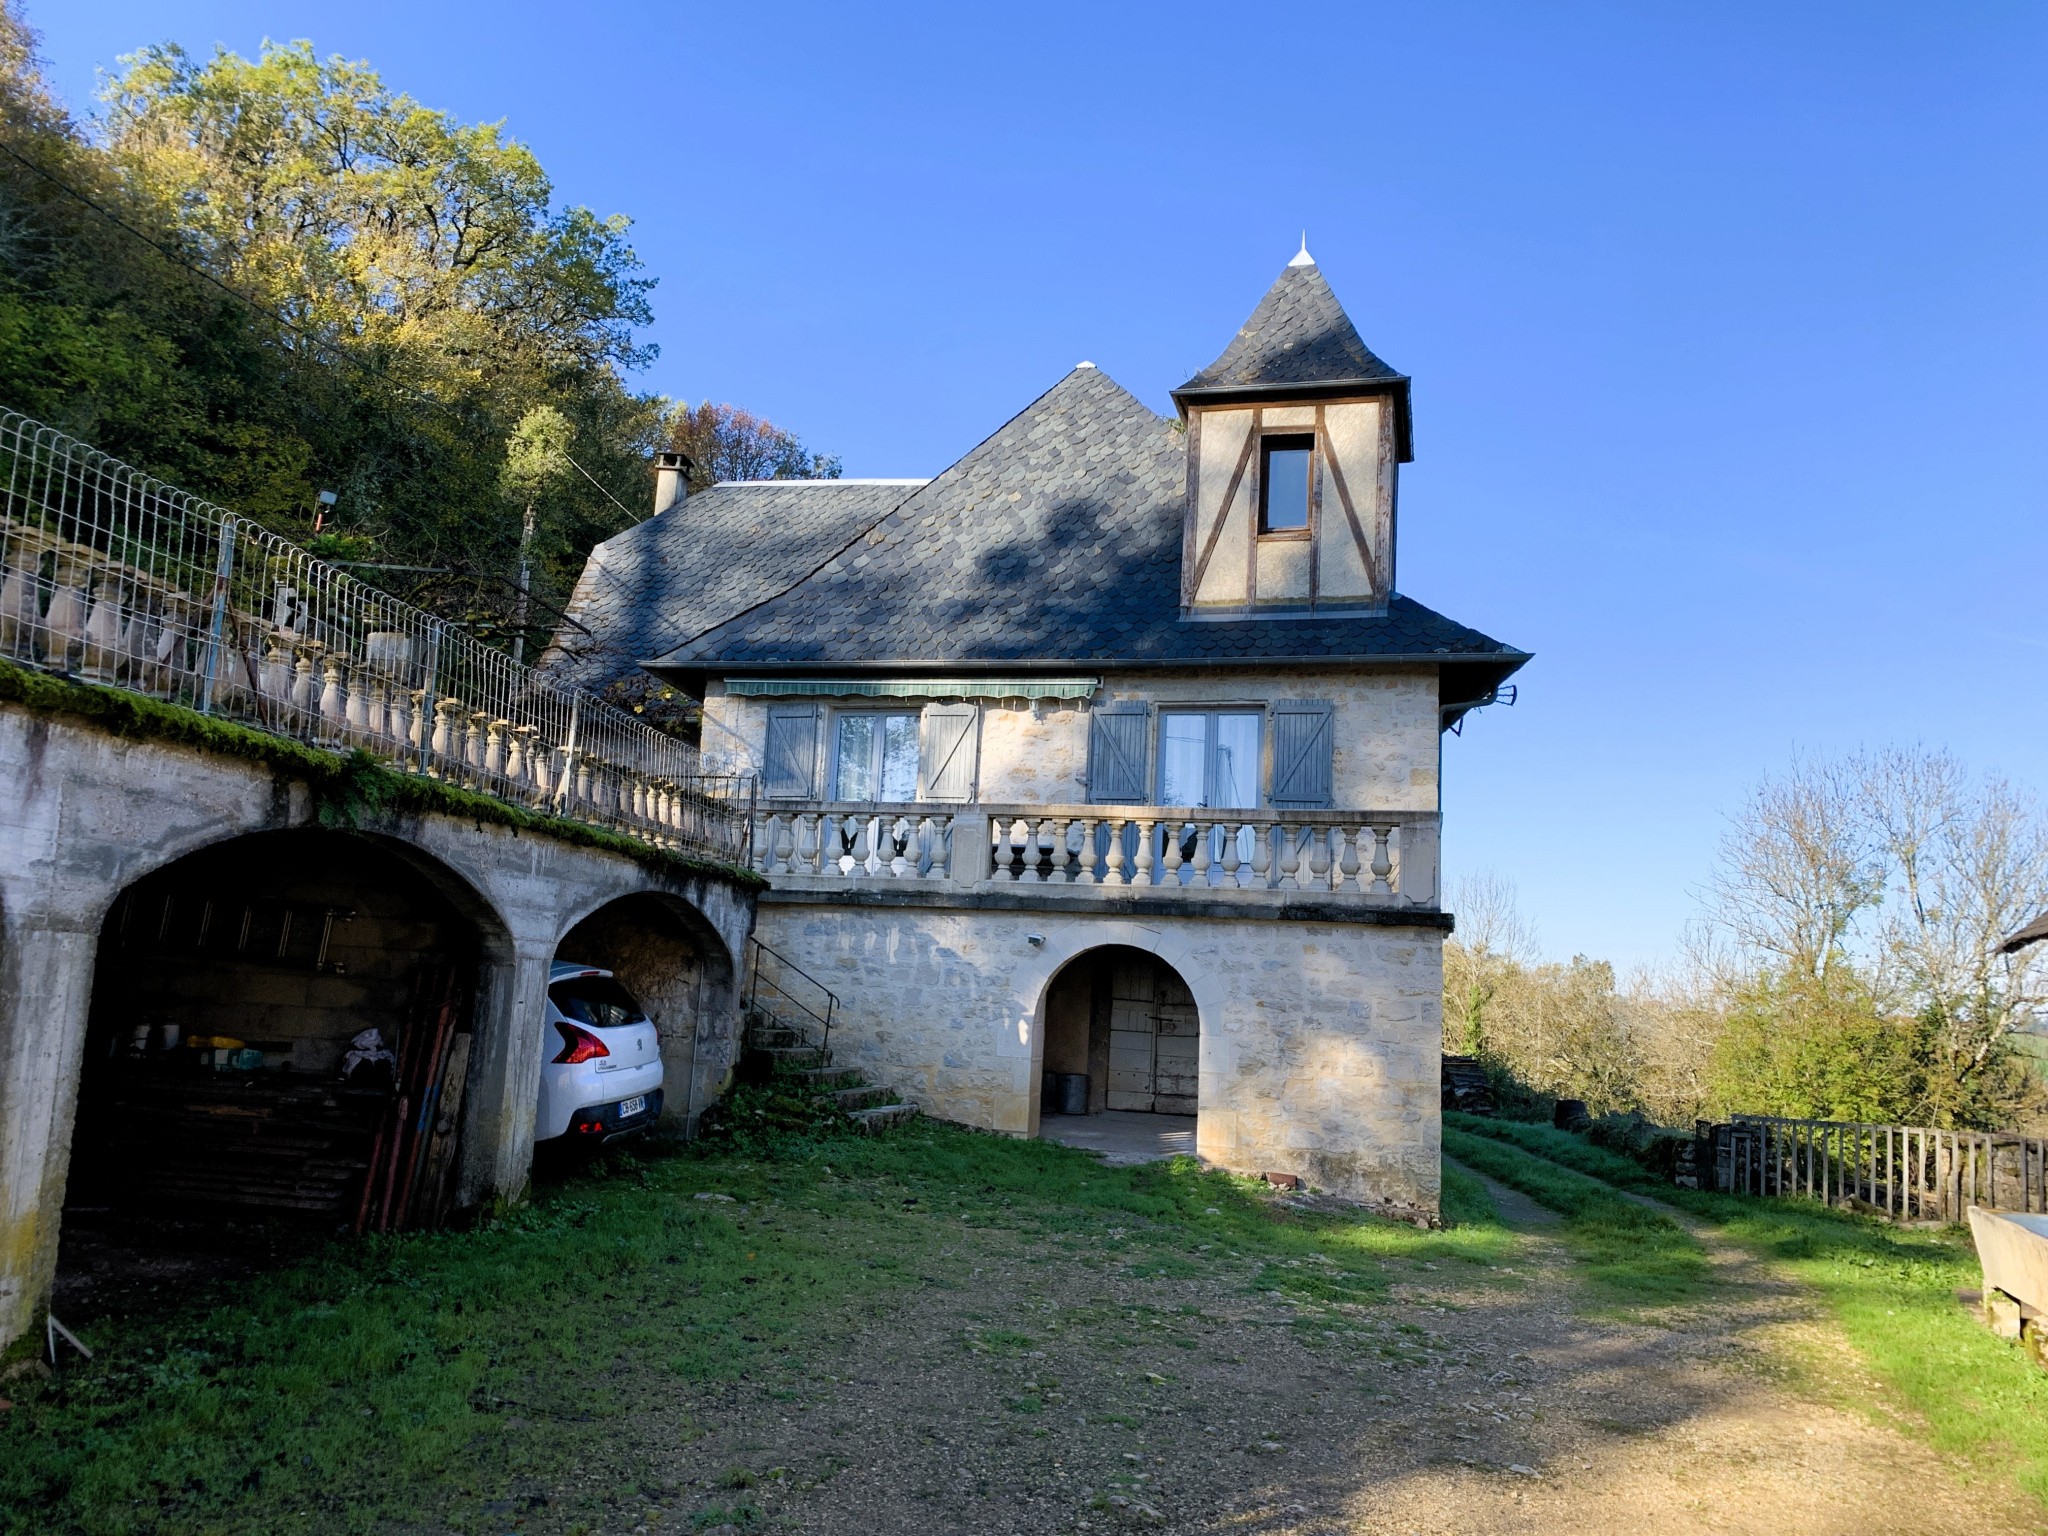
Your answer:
[312,488,338,533]
[1025,934,1046,948]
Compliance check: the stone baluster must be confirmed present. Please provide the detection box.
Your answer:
[119,603,158,691]
[1075,818,1100,884]
[1161,822,1185,886]
[42,560,84,671]
[932,815,955,879]
[1276,824,1303,890]
[1338,824,1363,892]
[768,814,794,875]
[574,758,593,806]
[0,558,37,658]
[1044,818,1073,884]
[1370,824,1394,896]
[1131,819,1156,887]
[505,726,528,788]
[1014,817,1043,883]
[1252,824,1273,888]
[815,813,840,875]
[344,663,372,738]
[1100,818,1126,885]
[1220,825,1244,887]
[367,679,394,746]
[430,697,462,774]
[462,712,486,776]
[484,719,508,778]
[81,579,122,682]
[1191,821,1213,887]
[847,813,873,877]
[793,813,819,874]
[290,646,318,716]
[259,637,292,701]
[318,656,346,729]
[1309,824,1333,890]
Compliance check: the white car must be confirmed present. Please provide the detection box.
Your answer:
[535,962,664,1143]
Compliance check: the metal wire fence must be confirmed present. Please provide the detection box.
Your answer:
[0,409,753,863]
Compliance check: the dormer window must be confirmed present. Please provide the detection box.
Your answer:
[1258,434,1313,535]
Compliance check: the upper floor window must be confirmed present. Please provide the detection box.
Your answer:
[833,711,919,802]
[1157,710,1261,809]
[1258,434,1313,535]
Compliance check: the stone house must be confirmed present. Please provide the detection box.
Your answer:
[549,249,1528,1215]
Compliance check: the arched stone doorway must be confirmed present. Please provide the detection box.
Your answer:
[551,891,738,1139]
[59,829,506,1308]
[1034,945,1199,1162]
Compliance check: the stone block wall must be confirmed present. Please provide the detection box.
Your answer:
[754,897,1444,1212]
[699,664,1440,814]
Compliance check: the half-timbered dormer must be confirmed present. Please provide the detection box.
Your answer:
[1171,245,1411,617]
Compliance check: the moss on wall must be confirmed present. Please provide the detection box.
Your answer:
[0,659,765,892]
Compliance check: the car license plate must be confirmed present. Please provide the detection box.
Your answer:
[618,1095,645,1118]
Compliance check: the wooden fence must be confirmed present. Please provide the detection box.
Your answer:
[1719,1115,2048,1223]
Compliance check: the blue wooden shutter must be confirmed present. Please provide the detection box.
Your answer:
[761,705,818,799]
[1088,707,1149,804]
[1269,701,1335,809]
[919,704,980,801]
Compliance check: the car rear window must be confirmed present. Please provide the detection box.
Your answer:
[549,976,646,1028]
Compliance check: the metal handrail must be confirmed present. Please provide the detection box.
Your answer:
[744,936,837,1062]
[0,408,753,863]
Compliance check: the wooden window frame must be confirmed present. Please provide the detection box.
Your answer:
[1256,432,1316,541]
[826,706,922,805]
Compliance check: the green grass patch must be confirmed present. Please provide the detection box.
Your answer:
[1442,1126,1716,1311]
[2,1122,1513,1535]
[1448,1112,2048,1510]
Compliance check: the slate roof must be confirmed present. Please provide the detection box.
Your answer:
[538,479,918,690]
[647,366,1526,698]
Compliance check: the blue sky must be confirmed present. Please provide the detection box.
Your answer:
[37,3,2048,969]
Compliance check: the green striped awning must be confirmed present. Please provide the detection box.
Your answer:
[724,677,1100,701]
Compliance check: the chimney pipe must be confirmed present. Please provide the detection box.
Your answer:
[653,450,693,518]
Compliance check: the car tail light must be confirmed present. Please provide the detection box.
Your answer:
[552,1020,610,1065]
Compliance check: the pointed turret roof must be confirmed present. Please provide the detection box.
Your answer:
[1174,252,1412,459]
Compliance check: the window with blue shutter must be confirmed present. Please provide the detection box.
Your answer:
[919,704,980,802]
[761,705,819,800]
[1269,701,1335,809]
[1087,707,1150,804]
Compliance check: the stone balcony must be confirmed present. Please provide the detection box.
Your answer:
[748,802,1442,917]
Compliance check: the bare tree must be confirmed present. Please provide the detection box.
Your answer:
[1858,747,2048,1120]
[1443,873,1532,1055]
[1707,754,1885,990]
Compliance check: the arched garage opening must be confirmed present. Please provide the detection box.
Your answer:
[1035,945,1198,1162]
[59,830,501,1310]
[549,892,736,1148]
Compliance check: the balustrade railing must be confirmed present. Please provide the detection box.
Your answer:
[751,802,1439,905]
[1720,1114,2048,1223]
[0,410,753,863]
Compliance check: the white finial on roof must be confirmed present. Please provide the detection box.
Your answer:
[1075,360,1096,369]
[1288,232,1314,268]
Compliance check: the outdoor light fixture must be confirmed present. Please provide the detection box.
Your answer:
[1026,934,1046,947]
[312,488,338,533]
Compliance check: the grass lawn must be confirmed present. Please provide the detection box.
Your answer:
[1,1125,1511,1536]
[1446,1112,2048,1510]
[1439,1126,1715,1312]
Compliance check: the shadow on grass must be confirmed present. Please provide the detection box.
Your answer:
[1,1123,1511,1536]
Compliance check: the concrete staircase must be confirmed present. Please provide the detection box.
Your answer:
[742,1016,919,1132]
[741,938,918,1133]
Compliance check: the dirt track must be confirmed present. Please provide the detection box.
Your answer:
[520,1167,2040,1536]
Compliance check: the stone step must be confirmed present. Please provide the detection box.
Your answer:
[758,1045,831,1071]
[828,1083,895,1111]
[746,1026,805,1049]
[848,1102,919,1133]
[782,1066,864,1090]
